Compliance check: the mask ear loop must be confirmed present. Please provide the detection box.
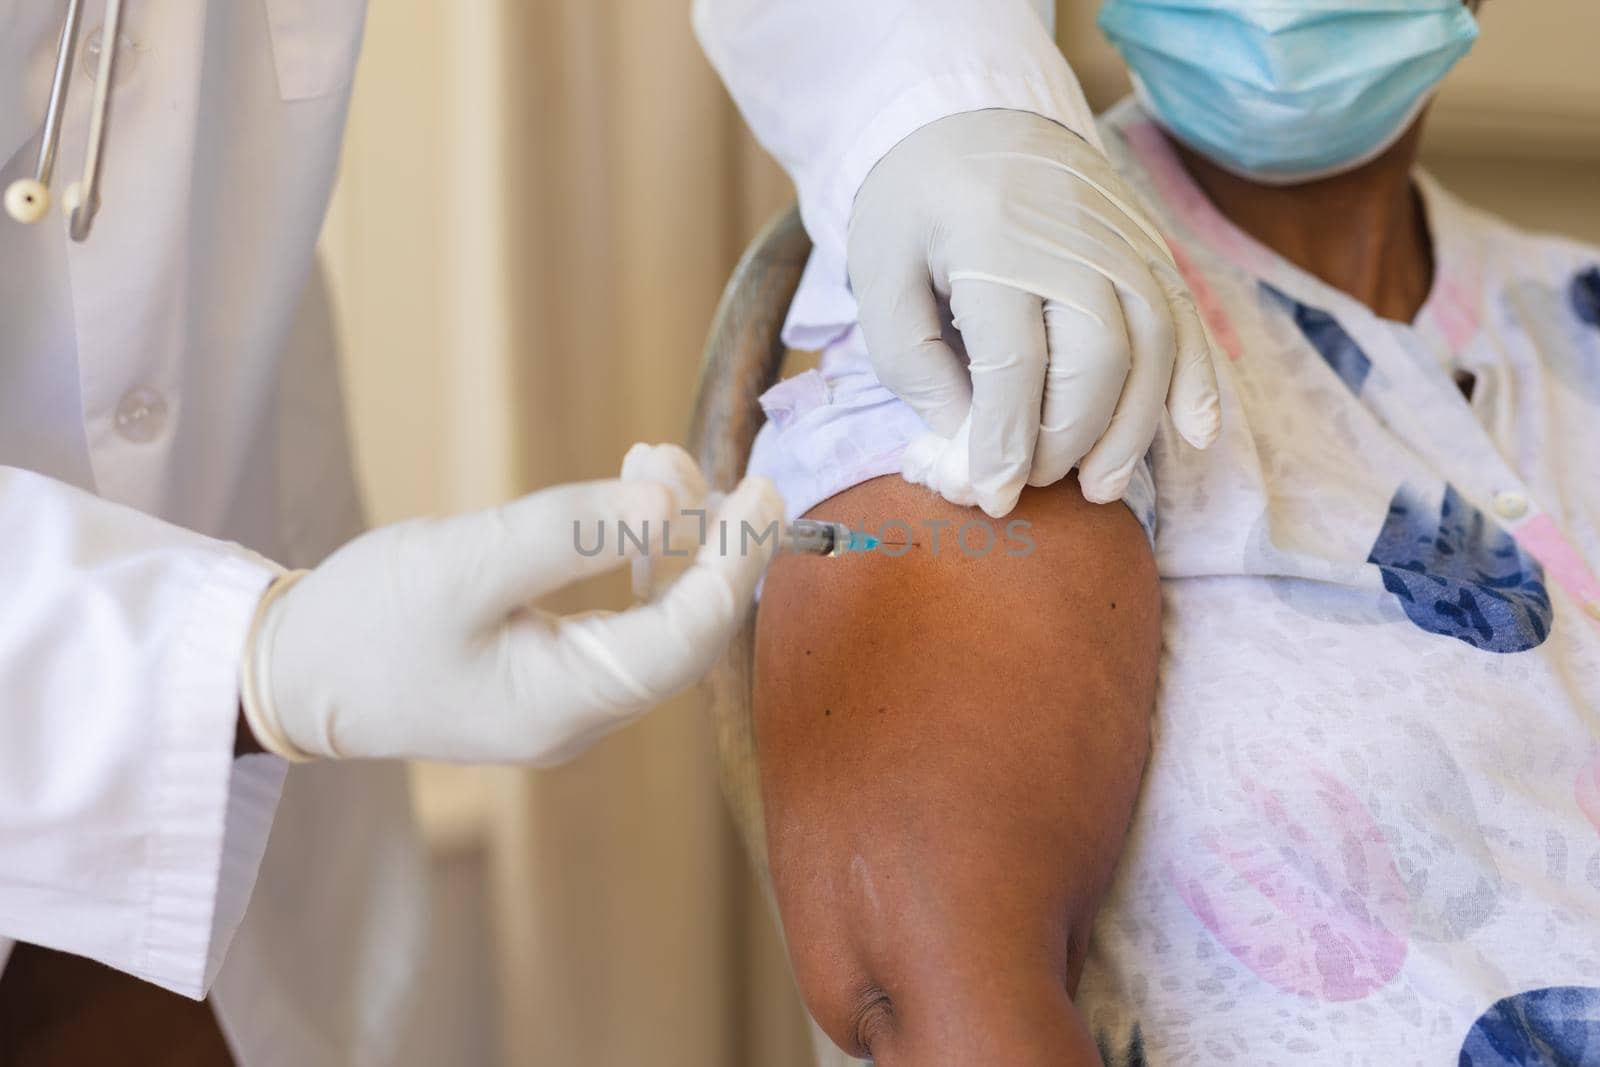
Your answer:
[65,0,125,242]
[3,0,87,225]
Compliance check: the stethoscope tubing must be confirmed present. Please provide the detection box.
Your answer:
[35,0,86,193]
[71,0,124,240]
[4,0,124,242]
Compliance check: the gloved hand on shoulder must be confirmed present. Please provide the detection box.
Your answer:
[848,108,1221,517]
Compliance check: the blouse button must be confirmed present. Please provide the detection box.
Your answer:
[1492,491,1529,522]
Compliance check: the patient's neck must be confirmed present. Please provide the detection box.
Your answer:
[1171,124,1434,324]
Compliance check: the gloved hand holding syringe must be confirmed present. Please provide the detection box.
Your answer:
[240,442,804,767]
[237,443,900,767]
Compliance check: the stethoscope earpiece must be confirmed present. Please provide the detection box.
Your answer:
[4,179,51,224]
[7,0,123,242]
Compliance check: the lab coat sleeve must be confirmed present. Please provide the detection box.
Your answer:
[692,0,1100,311]
[0,466,288,999]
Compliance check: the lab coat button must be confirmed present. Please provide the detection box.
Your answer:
[1493,491,1529,521]
[115,388,169,443]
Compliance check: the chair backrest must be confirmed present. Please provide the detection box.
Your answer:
[688,206,812,879]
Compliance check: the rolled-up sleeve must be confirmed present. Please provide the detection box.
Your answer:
[693,0,1099,345]
[0,466,285,999]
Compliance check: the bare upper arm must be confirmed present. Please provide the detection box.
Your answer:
[754,473,1158,1064]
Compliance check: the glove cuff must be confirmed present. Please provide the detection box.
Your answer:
[239,569,318,763]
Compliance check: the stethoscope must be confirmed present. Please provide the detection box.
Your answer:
[3,0,125,242]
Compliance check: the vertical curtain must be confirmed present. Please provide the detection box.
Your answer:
[495,2,810,1065]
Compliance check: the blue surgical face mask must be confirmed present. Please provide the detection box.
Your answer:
[1097,0,1480,184]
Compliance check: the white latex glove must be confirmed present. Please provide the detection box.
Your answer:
[239,445,785,766]
[849,108,1221,517]
[620,442,731,602]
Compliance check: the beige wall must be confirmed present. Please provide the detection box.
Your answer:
[322,3,1598,1065]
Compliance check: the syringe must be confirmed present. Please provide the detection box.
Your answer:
[784,519,881,558]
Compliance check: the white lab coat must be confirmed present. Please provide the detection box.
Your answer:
[1,2,437,1064]
[694,0,1086,349]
